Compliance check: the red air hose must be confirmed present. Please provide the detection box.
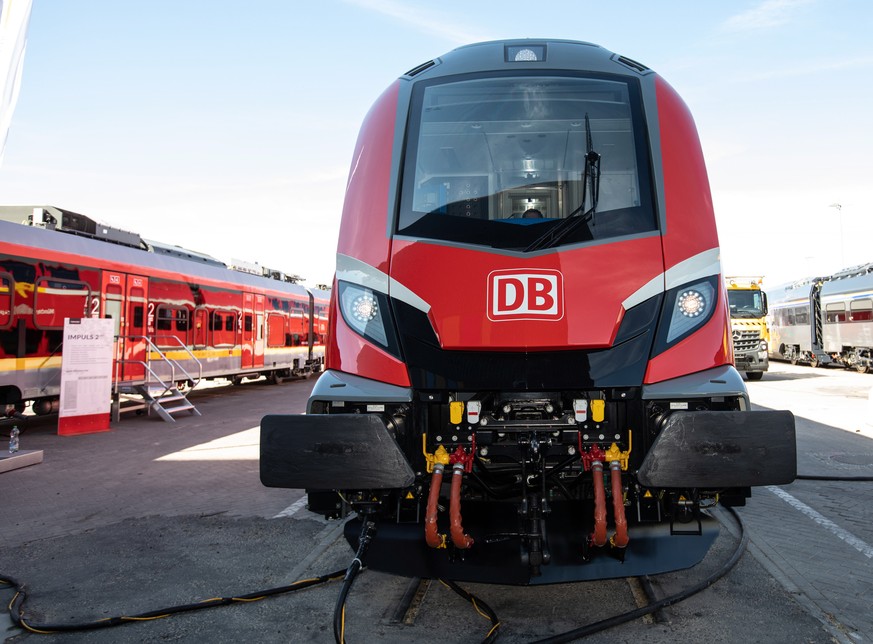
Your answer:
[425,464,445,548]
[449,463,474,549]
[592,461,608,547]
[610,462,629,548]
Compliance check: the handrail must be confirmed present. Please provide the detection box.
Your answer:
[115,359,175,398]
[151,335,204,387]
[112,334,203,396]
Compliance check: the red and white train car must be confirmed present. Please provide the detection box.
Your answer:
[0,207,328,418]
[260,40,797,584]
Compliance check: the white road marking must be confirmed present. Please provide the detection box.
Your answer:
[273,496,308,519]
[766,485,873,559]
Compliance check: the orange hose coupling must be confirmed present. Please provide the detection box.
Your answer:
[425,464,446,549]
[591,461,608,547]
[609,462,629,549]
[449,463,474,549]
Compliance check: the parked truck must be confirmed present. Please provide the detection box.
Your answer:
[725,276,770,380]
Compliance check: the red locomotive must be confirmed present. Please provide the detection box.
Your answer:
[260,40,796,584]
[1,206,328,421]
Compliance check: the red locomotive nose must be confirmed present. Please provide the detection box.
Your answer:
[260,39,796,587]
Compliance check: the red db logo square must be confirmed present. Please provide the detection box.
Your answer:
[487,269,564,321]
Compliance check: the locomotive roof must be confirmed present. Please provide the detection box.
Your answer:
[403,39,654,82]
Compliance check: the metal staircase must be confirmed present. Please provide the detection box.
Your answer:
[112,336,203,423]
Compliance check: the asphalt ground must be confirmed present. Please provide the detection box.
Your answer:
[0,367,867,643]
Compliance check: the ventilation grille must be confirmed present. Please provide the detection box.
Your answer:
[405,59,436,77]
[615,55,650,73]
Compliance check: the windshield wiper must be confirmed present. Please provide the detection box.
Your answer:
[524,113,601,252]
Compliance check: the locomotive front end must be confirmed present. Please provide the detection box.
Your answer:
[261,40,797,584]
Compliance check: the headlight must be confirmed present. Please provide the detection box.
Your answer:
[759,340,768,351]
[651,276,719,357]
[666,281,716,343]
[338,281,400,355]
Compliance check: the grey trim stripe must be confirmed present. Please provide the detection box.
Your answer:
[664,247,722,290]
[336,253,389,293]
[622,247,722,310]
[335,253,431,314]
[389,278,431,313]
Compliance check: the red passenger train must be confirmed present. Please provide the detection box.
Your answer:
[260,40,797,584]
[0,206,328,419]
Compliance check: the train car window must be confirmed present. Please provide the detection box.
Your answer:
[208,310,235,346]
[132,305,144,328]
[47,266,80,281]
[267,313,285,347]
[398,73,656,251]
[1,260,35,284]
[244,314,253,333]
[156,307,189,346]
[773,308,784,326]
[156,306,173,331]
[105,300,122,336]
[0,272,12,329]
[33,277,91,329]
[850,299,873,322]
[825,303,847,323]
[794,306,809,325]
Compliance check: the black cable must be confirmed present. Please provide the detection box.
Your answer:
[441,578,501,644]
[3,474,866,639]
[795,474,873,481]
[2,568,346,635]
[530,506,749,643]
[522,472,869,642]
[333,517,376,644]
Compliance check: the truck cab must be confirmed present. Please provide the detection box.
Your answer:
[725,276,770,380]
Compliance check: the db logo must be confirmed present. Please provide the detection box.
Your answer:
[487,269,564,321]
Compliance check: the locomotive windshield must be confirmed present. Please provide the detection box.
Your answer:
[397,74,656,251]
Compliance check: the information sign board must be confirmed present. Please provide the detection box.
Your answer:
[58,317,114,435]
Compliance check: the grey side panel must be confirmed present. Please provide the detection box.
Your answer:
[642,365,748,402]
[308,369,412,412]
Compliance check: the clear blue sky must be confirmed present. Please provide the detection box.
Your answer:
[2,0,871,288]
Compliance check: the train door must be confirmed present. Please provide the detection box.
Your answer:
[241,293,265,370]
[254,294,265,368]
[125,275,148,380]
[193,307,208,348]
[101,271,149,381]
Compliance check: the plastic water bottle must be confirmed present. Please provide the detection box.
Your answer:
[8,425,19,453]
